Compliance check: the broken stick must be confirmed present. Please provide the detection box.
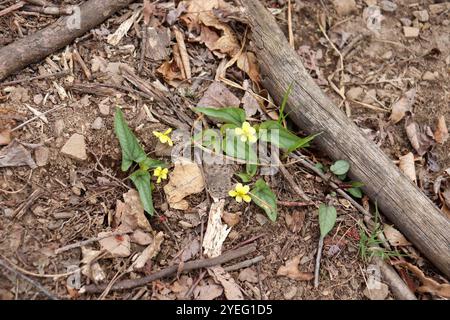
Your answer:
[81,244,257,294]
[0,0,135,81]
[238,0,450,278]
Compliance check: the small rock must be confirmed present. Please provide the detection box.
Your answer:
[363,281,389,300]
[3,208,14,218]
[99,103,110,116]
[332,0,357,16]
[222,212,240,227]
[422,71,438,81]
[346,87,363,100]
[363,0,377,6]
[413,10,429,22]
[34,146,49,166]
[403,26,420,38]
[380,0,397,12]
[382,51,393,59]
[54,119,65,136]
[429,3,449,16]
[400,18,412,26]
[255,213,268,226]
[33,94,43,105]
[91,117,104,130]
[60,133,87,161]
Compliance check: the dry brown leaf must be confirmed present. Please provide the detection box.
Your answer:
[405,117,435,156]
[434,115,449,144]
[389,88,416,124]
[197,14,240,57]
[0,140,36,168]
[0,129,11,146]
[222,212,240,227]
[180,238,200,262]
[285,211,306,233]
[241,87,261,118]
[145,27,171,61]
[98,231,131,258]
[115,189,152,232]
[363,281,389,300]
[399,261,450,298]
[237,51,260,84]
[197,81,240,108]
[238,268,258,283]
[399,152,416,183]
[277,255,314,281]
[202,200,230,258]
[208,266,243,300]
[130,229,153,245]
[143,0,155,26]
[193,283,223,300]
[157,58,184,83]
[173,27,191,79]
[170,275,192,299]
[81,247,106,282]
[130,231,164,271]
[383,225,411,246]
[163,159,205,209]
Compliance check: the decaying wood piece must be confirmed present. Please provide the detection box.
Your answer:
[238,0,450,277]
[0,0,135,81]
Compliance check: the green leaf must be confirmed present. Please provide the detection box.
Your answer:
[246,163,257,176]
[114,108,147,171]
[350,181,365,188]
[193,129,222,153]
[347,187,363,198]
[314,162,325,174]
[330,160,350,176]
[194,107,245,126]
[236,172,253,183]
[286,133,321,153]
[278,83,293,124]
[251,179,277,222]
[337,173,347,181]
[318,204,337,238]
[259,120,301,150]
[139,157,167,171]
[130,169,154,215]
[223,128,257,165]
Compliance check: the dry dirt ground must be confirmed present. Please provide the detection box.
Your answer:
[0,0,449,300]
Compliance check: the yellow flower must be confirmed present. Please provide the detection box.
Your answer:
[228,183,251,203]
[153,128,173,146]
[235,122,257,143]
[153,167,168,183]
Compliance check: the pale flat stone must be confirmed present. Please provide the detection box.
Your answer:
[34,146,49,166]
[60,133,87,161]
[403,27,420,38]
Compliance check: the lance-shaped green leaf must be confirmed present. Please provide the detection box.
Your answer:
[223,128,258,165]
[330,160,350,176]
[194,107,245,126]
[347,187,362,198]
[286,133,321,153]
[114,108,147,171]
[139,157,168,171]
[318,204,337,238]
[251,179,277,222]
[130,169,154,215]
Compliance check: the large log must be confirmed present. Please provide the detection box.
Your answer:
[0,0,134,81]
[239,0,450,277]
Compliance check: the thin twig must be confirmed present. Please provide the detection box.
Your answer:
[11,105,65,132]
[0,70,69,87]
[0,1,24,17]
[81,244,257,294]
[287,0,294,48]
[314,236,324,288]
[0,258,58,300]
[224,255,265,272]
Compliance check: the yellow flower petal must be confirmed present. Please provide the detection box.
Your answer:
[248,126,256,135]
[153,131,162,138]
[242,194,252,203]
[167,138,173,146]
[248,135,257,143]
[242,185,250,193]
[235,127,243,135]
[242,122,251,130]
[157,176,162,183]
[229,190,237,197]
[240,135,248,142]
[164,128,172,135]
[235,196,243,203]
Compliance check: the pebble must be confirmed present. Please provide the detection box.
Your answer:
[413,10,429,22]
[380,0,397,12]
[99,103,110,116]
[400,18,412,27]
[422,71,438,81]
[60,133,87,161]
[91,117,104,130]
[34,146,49,166]
[403,26,420,38]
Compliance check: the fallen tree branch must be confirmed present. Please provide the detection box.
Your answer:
[81,244,257,294]
[0,0,135,81]
[238,0,450,278]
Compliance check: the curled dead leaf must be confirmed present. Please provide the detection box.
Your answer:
[208,266,243,300]
[277,255,314,281]
[434,115,448,144]
[129,231,164,271]
[383,225,411,246]
[398,152,416,183]
[389,88,416,124]
[405,117,435,156]
[237,51,260,84]
[197,81,240,108]
[98,232,131,258]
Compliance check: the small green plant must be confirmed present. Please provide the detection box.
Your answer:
[321,159,364,199]
[114,108,167,216]
[318,204,337,239]
[358,206,404,262]
[193,86,317,221]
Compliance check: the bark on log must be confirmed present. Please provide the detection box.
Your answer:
[0,0,134,81]
[239,0,450,277]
